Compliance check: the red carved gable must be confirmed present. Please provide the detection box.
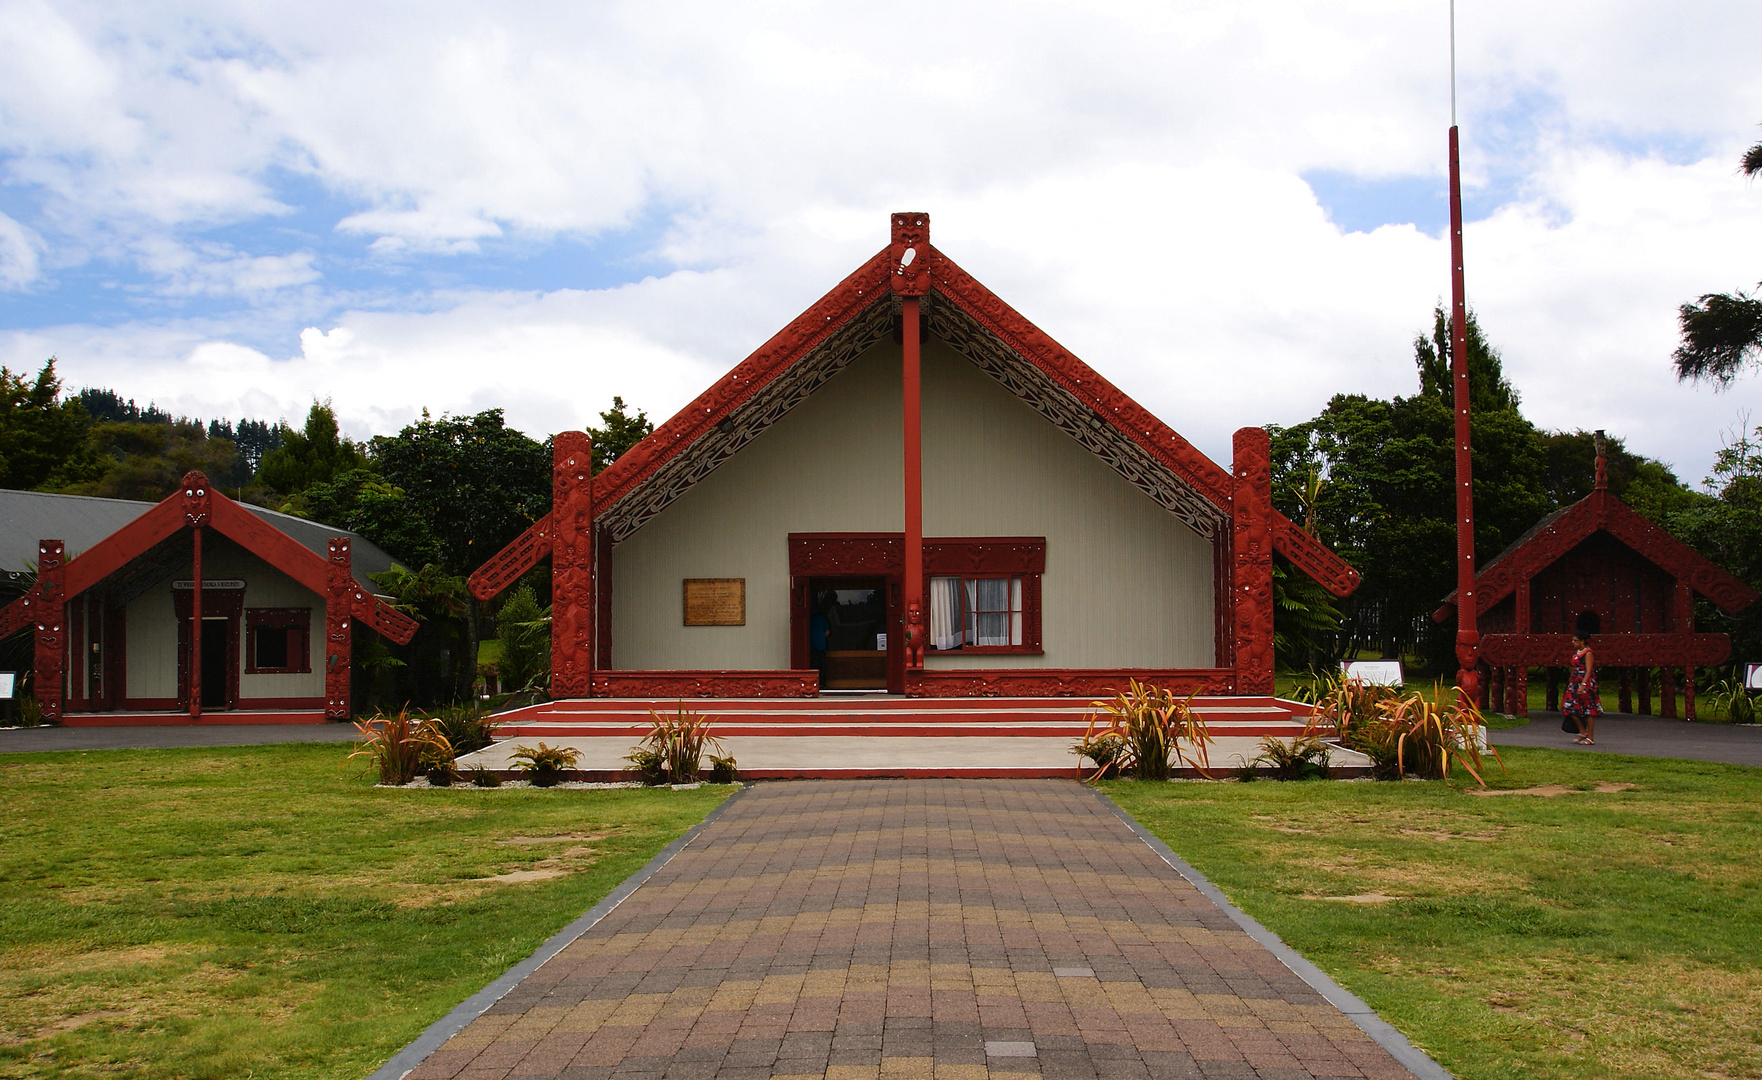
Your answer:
[549,213,1357,598]
[1436,488,1758,621]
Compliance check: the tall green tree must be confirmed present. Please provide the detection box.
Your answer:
[258,402,369,497]
[65,420,240,502]
[370,409,551,700]
[1269,307,1551,669]
[1673,128,1762,385]
[0,359,94,490]
[587,396,653,473]
[1669,423,1762,662]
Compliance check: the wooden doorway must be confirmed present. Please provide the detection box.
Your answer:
[176,588,242,711]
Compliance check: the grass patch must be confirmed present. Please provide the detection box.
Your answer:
[1106,750,1762,1080]
[0,743,731,1080]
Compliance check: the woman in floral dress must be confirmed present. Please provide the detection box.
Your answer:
[1562,633,1601,744]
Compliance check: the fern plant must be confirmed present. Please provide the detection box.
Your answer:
[510,742,580,787]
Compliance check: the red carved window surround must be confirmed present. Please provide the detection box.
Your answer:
[787,534,1045,655]
[246,607,312,674]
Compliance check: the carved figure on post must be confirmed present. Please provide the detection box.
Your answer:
[325,538,354,720]
[550,431,595,698]
[33,540,66,722]
[1232,428,1275,696]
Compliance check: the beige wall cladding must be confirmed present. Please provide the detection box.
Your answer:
[612,342,904,670]
[609,338,1215,670]
[123,536,326,700]
[919,341,1214,669]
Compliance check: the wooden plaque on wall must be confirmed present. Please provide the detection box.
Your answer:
[684,578,746,626]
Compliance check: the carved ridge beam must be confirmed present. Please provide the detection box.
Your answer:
[925,247,1234,508]
[591,250,895,519]
[469,513,555,601]
[1270,514,1361,597]
[597,298,894,543]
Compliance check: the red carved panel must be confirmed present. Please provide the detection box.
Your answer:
[1271,513,1361,598]
[789,534,902,576]
[33,541,66,721]
[787,534,1047,576]
[1,586,40,642]
[550,431,594,699]
[1480,633,1731,667]
[1232,428,1274,696]
[469,512,554,602]
[325,539,353,720]
[906,668,1236,699]
[588,670,819,698]
[891,212,931,296]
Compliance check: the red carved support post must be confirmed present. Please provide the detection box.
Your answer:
[33,540,66,722]
[1232,427,1275,695]
[1685,665,1697,721]
[180,473,212,719]
[893,212,930,670]
[551,431,595,698]
[325,538,354,720]
[1448,123,1480,709]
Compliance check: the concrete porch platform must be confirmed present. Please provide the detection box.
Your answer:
[454,734,1371,781]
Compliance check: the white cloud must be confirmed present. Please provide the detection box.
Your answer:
[0,211,43,288]
[1,0,1761,484]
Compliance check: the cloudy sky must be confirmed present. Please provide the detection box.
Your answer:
[2,0,1760,485]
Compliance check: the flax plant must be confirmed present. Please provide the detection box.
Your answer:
[348,708,452,786]
[627,703,729,784]
[1076,679,1213,781]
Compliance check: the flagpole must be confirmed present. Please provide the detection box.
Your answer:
[1449,0,1480,708]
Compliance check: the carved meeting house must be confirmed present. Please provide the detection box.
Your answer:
[470,213,1361,699]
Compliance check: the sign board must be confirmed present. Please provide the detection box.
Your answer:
[0,672,13,698]
[1746,664,1762,691]
[1342,660,1404,687]
[172,580,247,590]
[683,578,745,626]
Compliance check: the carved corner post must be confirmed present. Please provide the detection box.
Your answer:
[1685,666,1697,721]
[33,540,66,722]
[325,539,354,721]
[551,431,595,699]
[180,473,212,720]
[1638,666,1652,715]
[1231,428,1275,696]
[893,212,930,670]
[1618,667,1633,714]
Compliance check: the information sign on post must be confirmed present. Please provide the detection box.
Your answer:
[1745,664,1762,691]
[1342,660,1404,687]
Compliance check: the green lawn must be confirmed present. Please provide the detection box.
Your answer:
[1107,749,1762,1080]
[0,743,731,1080]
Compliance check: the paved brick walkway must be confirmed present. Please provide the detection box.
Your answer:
[408,780,1415,1080]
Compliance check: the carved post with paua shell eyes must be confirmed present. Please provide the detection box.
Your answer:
[550,431,595,698]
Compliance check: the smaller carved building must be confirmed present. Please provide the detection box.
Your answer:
[1434,446,1757,719]
[1,479,417,723]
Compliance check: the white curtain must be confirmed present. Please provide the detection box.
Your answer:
[966,577,1016,647]
[929,577,963,650]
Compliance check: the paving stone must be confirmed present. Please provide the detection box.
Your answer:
[397,781,1416,1080]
